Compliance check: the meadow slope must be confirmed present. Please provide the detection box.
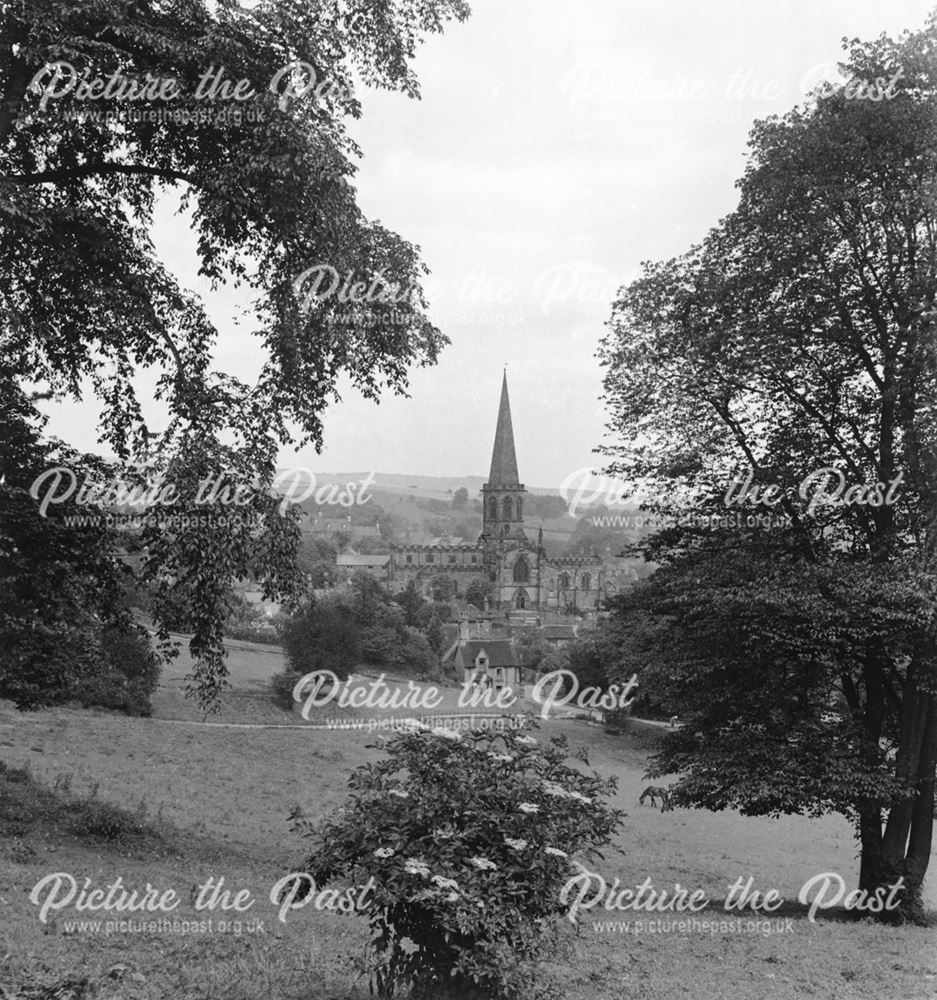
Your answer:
[1,639,934,1000]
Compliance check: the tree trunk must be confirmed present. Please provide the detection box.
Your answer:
[857,803,884,893]
[902,692,937,922]
[877,641,937,923]
[857,644,885,894]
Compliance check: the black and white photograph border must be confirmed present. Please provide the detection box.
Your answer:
[1,1,936,998]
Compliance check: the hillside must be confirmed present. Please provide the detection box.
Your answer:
[286,471,647,558]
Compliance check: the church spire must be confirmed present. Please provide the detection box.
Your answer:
[488,370,520,486]
[480,371,527,545]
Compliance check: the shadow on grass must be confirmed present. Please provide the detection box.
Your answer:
[0,759,203,861]
[707,894,937,927]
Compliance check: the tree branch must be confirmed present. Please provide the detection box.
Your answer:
[3,163,196,185]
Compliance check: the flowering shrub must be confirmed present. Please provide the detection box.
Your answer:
[293,721,624,999]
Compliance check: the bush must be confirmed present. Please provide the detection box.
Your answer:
[70,800,147,842]
[77,624,160,716]
[223,593,280,644]
[295,723,624,999]
[463,579,493,609]
[280,595,360,679]
[271,669,305,710]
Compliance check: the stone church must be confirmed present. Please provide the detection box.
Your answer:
[388,373,635,613]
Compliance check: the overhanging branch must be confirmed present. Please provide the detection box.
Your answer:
[3,163,196,185]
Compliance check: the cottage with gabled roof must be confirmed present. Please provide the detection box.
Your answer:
[450,638,519,693]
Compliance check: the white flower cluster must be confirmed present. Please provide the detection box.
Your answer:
[487,752,513,762]
[404,857,432,878]
[388,788,410,799]
[504,837,529,851]
[518,802,540,814]
[541,779,592,804]
[432,727,462,741]
[432,827,457,840]
[544,846,569,858]
[431,875,460,891]
[515,735,538,746]
[373,847,396,858]
[469,856,498,871]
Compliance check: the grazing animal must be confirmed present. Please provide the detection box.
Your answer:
[639,785,672,811]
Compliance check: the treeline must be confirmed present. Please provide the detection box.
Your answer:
[272,574,456,707]
[0,378,159,715]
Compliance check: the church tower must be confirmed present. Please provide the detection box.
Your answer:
[480,372,527,544]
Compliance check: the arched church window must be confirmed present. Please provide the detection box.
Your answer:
[502,496,513,520]
[488,497,498,521]
[548,578,554,592]
[558,572,570,589]
[581,573,591,590]
[516,498,523,519]
[513,557,529,583]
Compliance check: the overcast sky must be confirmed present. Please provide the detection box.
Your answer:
[41,0,935,489]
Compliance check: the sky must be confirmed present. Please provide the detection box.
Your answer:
[40,0,936,489]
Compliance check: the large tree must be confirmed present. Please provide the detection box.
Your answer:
[598,17,937,920]
[0,0,469,708]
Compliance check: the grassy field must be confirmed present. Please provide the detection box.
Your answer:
[1,639,935,1000]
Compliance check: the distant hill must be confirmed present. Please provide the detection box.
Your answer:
[281,470,643,555]
[274,469,572,498]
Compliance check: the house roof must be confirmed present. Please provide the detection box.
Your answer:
[337,554,390,567]
[462,603,490,618]
[543,625,576,639]
[458,639,517,668]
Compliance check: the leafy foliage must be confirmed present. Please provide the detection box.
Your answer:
[222,592,280,645]
[597,17,937,917]
[609,550,936,816]
[429,572,456,602]
[297,536,339,589]
[295,722,623,998]
[279,594,361,681]
[0,0,471,709]
[463,578,493,609]
[280,571,441,679]
[0,376,159,711]
[77,623,161,716]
